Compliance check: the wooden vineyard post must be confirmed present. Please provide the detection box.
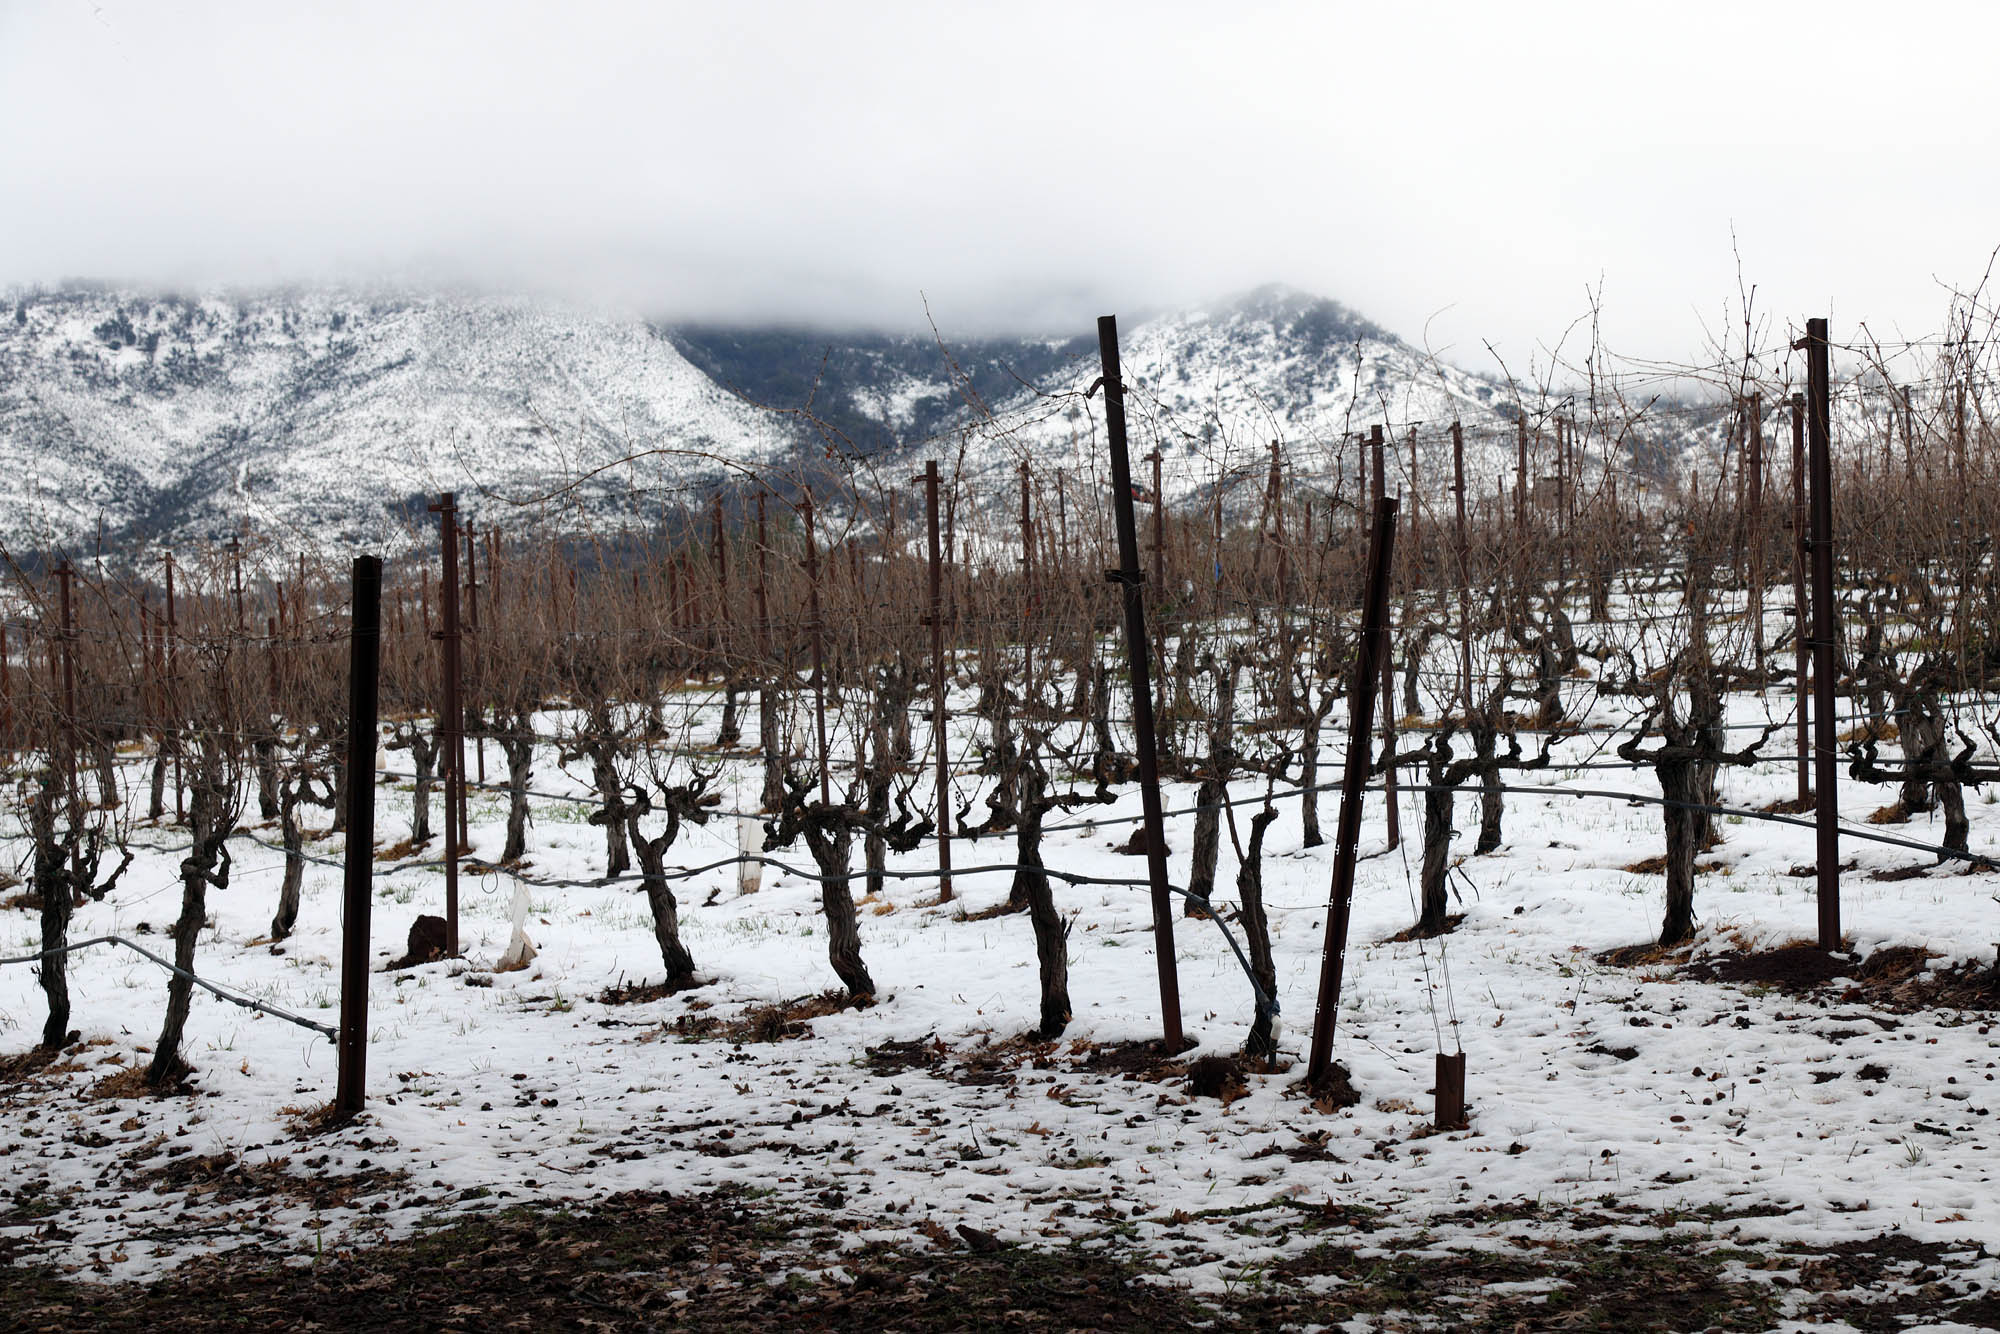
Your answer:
[1801,319,1841,949]
[1098,314,1185,1052]
[1747,393,1765,673]
[1406,426,1422,589]
[1448,420,1480,1160]
[1791,393,1810,808]
[55,562,77,815]
[1019,461,1035,686]
[336,555,383,1116]
[1452,421,1473,715]
[917,460,953,901]
[803,490,831,806]
[427,493,464,957]
[1,620,12,752]
[755,492,782,813]
[712,494,730,670]
[166,554,182,823]
[465,524,483,787]
[1306,494,1398,1092]
[1147,447,1168,759]
[1514,415,1528,541]
[1369,425,1399,851]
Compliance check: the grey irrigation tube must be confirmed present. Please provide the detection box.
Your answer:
[215,835,1281,1026]
[73,783,1985,1042]
[1368,779,1994,869]
[0,935,338,1041]
[237,769,2000,881]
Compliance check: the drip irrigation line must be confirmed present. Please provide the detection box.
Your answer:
[1374,779,1995,869]
[162,807,1272,1020]
[123,753,1994,898]
[0,934,338,1041]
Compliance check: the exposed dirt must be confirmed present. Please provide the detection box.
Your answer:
[383,915,448,971]
[1683,943,1858,989]
[1183,1053,1246,1101]
[861,1034,948,1076]
[1387,913,1466,942]
[1869,862,1935,881]
[1761,795,1818,816]
[1299,1060,1362,1112]
[1070,1036,1197,1078]
[86,1065,200,1102]
[1644,939,2000,1015]
[595,975,709,1005]
[8,1188,1996,1332]
[132,1151,409,1212]
[667,990,875,1044]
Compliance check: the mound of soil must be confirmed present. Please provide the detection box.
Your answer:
[1301,1061,1362,1112]
[1387,914,1465,942]
[596,975,707,1005]
[1684,944,1856,988]
[1643,939,2000,1015]
[385,915,448,970]
[671,991,873,1044]
[1072,1037,1197,1078]
[1185,1054,1246,1101]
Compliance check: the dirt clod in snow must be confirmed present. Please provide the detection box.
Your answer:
[385,915,448,970]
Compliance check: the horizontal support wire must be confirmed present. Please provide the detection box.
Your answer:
[0,934,338,1041]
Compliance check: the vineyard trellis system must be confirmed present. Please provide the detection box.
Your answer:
[8,312,2000,1139]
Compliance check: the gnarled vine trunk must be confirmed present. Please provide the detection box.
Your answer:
[802,821,874,997]
[1010,767,1069,1038]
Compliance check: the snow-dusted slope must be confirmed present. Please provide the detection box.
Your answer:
[942,285,1527,512]
[3,281,1676,555]
[0,288,801,554]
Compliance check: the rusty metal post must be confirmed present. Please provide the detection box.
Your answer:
[919,460,953,901]
[1803,321,1840,949]
[1306,494,1398,1090]
[1098,314,1185,1052]
[1435,1049,1467,1131]
[336,554,382,1116]
[1792,394,1810,806]
[427,493,464,956]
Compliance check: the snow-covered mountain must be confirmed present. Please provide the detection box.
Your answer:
[670,284,1542,520]
[0,287,800,556]
[0,281,1659,556]
[957,284,1525,507]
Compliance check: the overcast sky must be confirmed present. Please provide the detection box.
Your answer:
[4,1,1997,376]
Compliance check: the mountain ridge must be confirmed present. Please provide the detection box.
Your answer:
[0,280,1632,556]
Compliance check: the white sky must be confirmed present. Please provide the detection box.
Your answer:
[4,0,1998,374]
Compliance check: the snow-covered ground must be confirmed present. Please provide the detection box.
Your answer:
[6,671,2000,1319]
